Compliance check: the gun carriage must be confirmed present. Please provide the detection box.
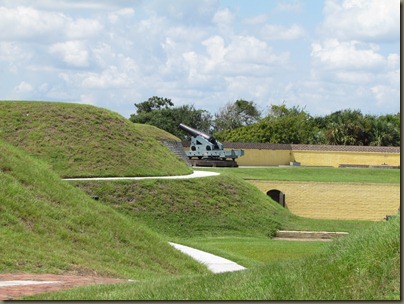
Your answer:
[179,123,244,167]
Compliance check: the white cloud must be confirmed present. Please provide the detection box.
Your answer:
[242,14,268,25]
[14,81,33,93]
[212,8,235,25]
[371,85,399,108]
[311,39,386,71]
[1,0,140,11]
[108,8,135,24]
[0,6,65,41]
[275,0,303,12]
[49,41,90,67]
[0,6,103,42]
[65,18,103,40]
[261,24,305,40]
[0,0,399,118]
[321,0,400,42]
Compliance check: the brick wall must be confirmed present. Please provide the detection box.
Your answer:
[248,180,400,221]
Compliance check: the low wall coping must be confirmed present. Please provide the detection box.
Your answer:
[182,141,400,153]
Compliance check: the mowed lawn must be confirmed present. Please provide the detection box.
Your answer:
[198,166,400,183]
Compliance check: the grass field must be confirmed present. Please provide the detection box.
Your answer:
[28,216,400,300]
[198,166,400,183]
[1,101,399,300]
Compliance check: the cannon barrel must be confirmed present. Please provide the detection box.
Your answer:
[179,123,212,141]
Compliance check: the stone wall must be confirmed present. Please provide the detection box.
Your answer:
[248,180,400,221]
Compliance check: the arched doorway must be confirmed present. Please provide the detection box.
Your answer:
[267,189,286,208]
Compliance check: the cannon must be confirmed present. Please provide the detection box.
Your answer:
[179,123,244,167]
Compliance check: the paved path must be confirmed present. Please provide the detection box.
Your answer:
[0,274,133,300]
[64,170,220,181]
[169,242,246,274]
[0,242,246,299]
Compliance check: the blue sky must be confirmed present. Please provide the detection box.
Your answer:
[0,0,400,118]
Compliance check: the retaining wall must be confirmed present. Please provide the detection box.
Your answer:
[182,142,400,167]
[248,180,400,221]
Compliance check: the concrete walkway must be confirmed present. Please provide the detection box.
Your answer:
[64,170,220,181]
[169,242,246,274]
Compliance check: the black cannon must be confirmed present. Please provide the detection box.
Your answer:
[179,123,244,167]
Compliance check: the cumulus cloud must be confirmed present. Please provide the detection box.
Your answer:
[0,6,65,41]
[0,6,103,42]
[261,24,305,40]
[14,81,33,93]
[320,0,400,42]
[0,0,399,117]
[311,39,386,71]
[49,41,90,67]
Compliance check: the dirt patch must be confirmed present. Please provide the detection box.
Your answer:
[0,273,134,300]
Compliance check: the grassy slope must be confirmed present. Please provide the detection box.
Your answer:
[72,177,285,239]
[0,140,208,279]
[30,216,400,300]
[72,177,378,240]
[0,101,191,177]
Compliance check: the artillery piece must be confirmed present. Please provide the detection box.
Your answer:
[179,123,244,167]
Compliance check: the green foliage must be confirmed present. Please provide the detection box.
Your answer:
[0,101,192,177]
[130,97,212,140]
[134,96,174,113]
[216,104,316,144]
[216,104,400,146]
[213,99,261,132]
[0,140,207,279]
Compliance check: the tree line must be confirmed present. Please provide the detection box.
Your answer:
[130,96,400,146]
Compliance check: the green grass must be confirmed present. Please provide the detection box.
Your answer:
[0,101,398,300]
[178,236,330,268]
[28,216,400,300]
[71,177,378,240]
[71,176,286,239]
[0,140,208,279]
[0,101,191,177]
[198,166,400,183]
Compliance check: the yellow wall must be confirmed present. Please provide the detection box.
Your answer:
[249,180,400,221]
[291,150,400,167]
[183,144,400,167]
[235,149,400,167]
[236,149,291,166]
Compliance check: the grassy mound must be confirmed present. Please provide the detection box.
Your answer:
[0,101,192,177]
[0,140,208,279]
[30,216,400,300]
[72,177,288,239]
[72,176,376,239]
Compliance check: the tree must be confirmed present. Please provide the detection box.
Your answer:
[213,99,261,133]
[215,104,317,144]
[130,97,212,140]
[134,96,174,114]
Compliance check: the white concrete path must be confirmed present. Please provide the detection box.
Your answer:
[169,242,246,274]
[63,170,220,181]
[0,280,59,287]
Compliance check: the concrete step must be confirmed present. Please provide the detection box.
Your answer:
[161,141,192,165]
[275,230,349,241]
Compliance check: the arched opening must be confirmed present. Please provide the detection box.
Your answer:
[267,189,286,208]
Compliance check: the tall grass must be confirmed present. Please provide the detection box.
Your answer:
[29,216,399,300]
